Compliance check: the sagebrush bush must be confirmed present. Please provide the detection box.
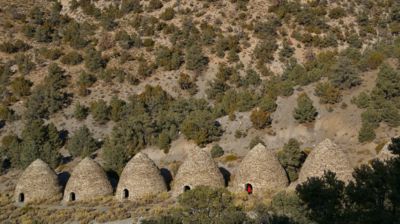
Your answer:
[61,51,83,65]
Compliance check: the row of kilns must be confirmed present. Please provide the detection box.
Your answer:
[14,139,354,204]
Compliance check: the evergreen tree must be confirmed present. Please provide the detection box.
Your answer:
[84,47,106,72]
[181,110,223,146]
[185,44,209,71]
[67,126,98,158]
[178,186,248,224]
[330,58,361,90]
[102,140,129,174]
[74,103,89,120]
[90,100,110,124]
[277,138,306,182]
[293,93,318,123]
[12,120,62,168]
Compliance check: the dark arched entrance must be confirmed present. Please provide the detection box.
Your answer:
[18,193,24,202]
[245,183,253,194]
[123,189,129,199]
[69,192,76,201]
[184,185,191,192]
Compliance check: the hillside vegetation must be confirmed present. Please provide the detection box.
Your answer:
[1,0,400,223]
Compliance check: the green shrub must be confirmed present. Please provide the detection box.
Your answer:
[34,24,54,43]
[234,130,246,138]
[0,104,15,122]
[181,110,223,146]
[269,192,310,223]
[15,53,35,75]
[84,48,106,72]
[137,60,154,78]
[258,95,277,113]
[62,21,88,49]
[160,7,175,20]
[9,120,62,168]
[185,44,209,71]
[120,0,143,14]
[329,7,346,19]
[77,71,96,96]
[249,136,265,149]
[115,30,136,49]
[293,93,317,123]
[67,126,98,158]
[109,96,126,122]
[242,69,261,87]
[330,58,361,89]
[279,41,295,61]
[359,51,384,71]
[361,108,381,128]
[147,0,163,11]
[206,79,230,100]
[253,39,278,64]
[24,64,69,120]
[347,34,363,48]
[60,51,83,65]
[211,144,224,158]
[375,64,400,99]
[74,103,89,121]
[178,73,197,95]
[315,82,341,104]
[277,138,305,182]
[381,103,400,127]
[29,6,45,25]
[157,131,171,151]
[22,24,36,38]
[10,77,32,98]
[102,141,130,175]
[296,154,400,224]
[90,100,110,124]
[39,48,63,60]
[178,186,247,223]
[99,9,119,31]
[156,46,183,70]
[250,109,271,129]
[0,40,31,53]
[351,92,370,109]
[142,38,155,47]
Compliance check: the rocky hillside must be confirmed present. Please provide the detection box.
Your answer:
[1,0,400,222]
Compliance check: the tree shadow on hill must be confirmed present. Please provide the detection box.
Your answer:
[219,167,231,187]
[59,129,69,145]
[0,120,5,129]
[60,156,73,165]
[1,158,10,172]
[160,168,173,191]
[58,171,70,189]
[106,170,119,192]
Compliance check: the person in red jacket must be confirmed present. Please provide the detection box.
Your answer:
[246,184,253,194]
